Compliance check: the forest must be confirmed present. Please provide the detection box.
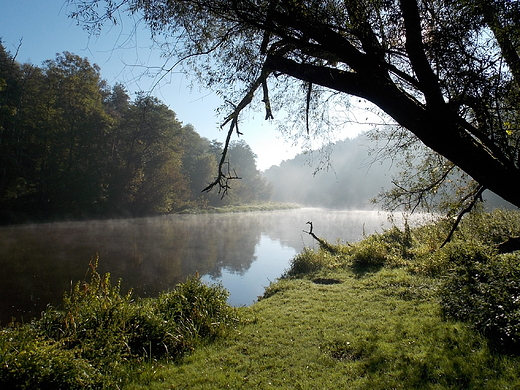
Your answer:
[0,44,271,224]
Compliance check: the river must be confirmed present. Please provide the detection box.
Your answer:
[0,208,421,325]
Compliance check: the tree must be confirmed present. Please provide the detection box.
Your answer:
[0,46,201,222]
[179,125,219,205]
[39,52,113,214]
[109,93,191,214]
[225,140,273,204]
[68,0,519,210]
[0,47,113,219]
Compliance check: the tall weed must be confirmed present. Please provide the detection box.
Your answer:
[0,257,239,389]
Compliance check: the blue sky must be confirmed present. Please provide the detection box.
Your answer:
[1,0,368,170]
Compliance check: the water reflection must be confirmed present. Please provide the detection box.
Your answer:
[0,208,409,325]
[203,234,298,306]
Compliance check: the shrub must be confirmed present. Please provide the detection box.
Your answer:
[157,276,237,342]
[36,257,136,364]
[352,226,412,269]
[125,299,187,360]
[440,243,520,353]
[458,209,520,246]
[0,325,101,389]
[1,258,238,388]
[284,248,326,276]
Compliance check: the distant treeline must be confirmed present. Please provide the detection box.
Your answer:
[0,45,271,224]
[263,135,394,209]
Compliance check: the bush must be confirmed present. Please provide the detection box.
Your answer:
[352,226,412,269]
[284,248,327,276]
[125,299,187,360]
[440,243,520,353]
[0,258,238,388]
[0,325,101,389]
[157,276,237,342]
[458,209,520,246]
[36,257,136,364]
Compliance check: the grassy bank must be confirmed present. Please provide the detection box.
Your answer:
[178,202,300,214]
[127,209,520,389]
[130,269,519,389]
[2,209,520,389]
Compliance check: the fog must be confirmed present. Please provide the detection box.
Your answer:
[263,134,394,209]
[263,134,514,210]
[0,208,414,325]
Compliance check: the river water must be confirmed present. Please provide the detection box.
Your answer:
[0,208,421,325]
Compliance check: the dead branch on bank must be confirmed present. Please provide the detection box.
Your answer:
[304,221,340,254]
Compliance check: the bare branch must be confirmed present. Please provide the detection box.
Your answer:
[202,66,274,195]
[305,82,312,134]
[201,119,241,197]
[440,185,486,248]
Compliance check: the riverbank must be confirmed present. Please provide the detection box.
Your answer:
[178,201,301,214]
[2,209,520,389]
[0,202,301,226]
[125,209,520,389]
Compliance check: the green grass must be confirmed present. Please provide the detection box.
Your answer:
[3,209,520,389]
[127,267,520,389]
[124,209,520,389]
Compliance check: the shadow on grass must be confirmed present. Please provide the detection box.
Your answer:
[350,263,384,277]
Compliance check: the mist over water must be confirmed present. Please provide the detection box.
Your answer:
[0,208,423,324]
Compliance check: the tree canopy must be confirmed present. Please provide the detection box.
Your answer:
[0,44,271,223]
[68,0,520,210]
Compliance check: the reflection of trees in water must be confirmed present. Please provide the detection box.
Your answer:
[0,209,404,324]
[194,214,262,278]
[0,214,264,324]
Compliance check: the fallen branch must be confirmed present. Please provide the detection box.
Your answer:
[303,221,339,254]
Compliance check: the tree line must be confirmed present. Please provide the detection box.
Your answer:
[263,135,393,209]
[0,44,271,224]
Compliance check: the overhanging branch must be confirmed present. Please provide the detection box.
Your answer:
[264,55,372,99]
[202,66,273,196]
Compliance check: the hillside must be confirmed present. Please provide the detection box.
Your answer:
[262,134,395,209]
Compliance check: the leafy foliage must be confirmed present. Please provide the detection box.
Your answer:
[440,246,520,354]
[0,258,239,388]
[0,45,271,223]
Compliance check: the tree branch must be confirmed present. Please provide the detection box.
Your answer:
[440,185,486,248]
[203,66,273,195]
[201,121,241,197]
[265,55,372,100]
[400,0,445,106]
